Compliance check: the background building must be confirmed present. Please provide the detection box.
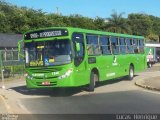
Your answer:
[0,33,22,50]
[0,33,23,66]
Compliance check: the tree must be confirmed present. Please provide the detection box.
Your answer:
[0,11,11,32]
[106,11,131,34]
[147,33,159,42]
[1,0,160,40]
[46,14,67,27]
[93,17,106,30]
[149,15,160,42]
[65,14,96,29]
[128,13,153,37]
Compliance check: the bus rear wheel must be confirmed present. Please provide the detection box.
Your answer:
[88,72,98,92]
[128,65,134,80]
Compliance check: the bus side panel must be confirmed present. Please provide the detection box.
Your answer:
[139,53,147,71]
[116,55,129,77]
[72,60,90,86]
[125,54,135,73]
[97,55,115,81]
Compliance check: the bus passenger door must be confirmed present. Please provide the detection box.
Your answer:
[72,33,87,85]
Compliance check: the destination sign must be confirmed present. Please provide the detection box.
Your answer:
[24,29,68,40]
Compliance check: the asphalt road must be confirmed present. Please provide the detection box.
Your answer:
[1,64,160,115]
[19,89,160,114]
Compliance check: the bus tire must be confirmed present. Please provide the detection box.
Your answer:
[88,72,98,92]
[128,65,134,80]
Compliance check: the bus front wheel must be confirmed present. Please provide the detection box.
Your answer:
[128,65,134,80]
[88,72,98,92]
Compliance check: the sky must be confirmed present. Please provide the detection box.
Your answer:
[6,0,160,18]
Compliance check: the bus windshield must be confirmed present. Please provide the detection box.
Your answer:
[25,39,72,67]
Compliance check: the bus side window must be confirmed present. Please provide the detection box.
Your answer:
[119,38,126,54]
[111,37,119,54]
[99,36,111,55]
[126,38,134,54]
[133,39,139,54]
[139,39,144,53]
[86,35,101,55]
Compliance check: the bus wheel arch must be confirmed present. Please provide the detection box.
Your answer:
[88,68,99,92]
[128,63,134,80]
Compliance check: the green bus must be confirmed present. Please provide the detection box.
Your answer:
[21,27,146,91]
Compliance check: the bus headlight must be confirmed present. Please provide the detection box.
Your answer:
[58,68,73,79]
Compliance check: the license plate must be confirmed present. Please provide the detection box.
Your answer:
[42,81,50,85]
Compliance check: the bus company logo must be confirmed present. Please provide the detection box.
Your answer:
[112,56,118,66]
[113,56,117,63]
[106,73,115,77]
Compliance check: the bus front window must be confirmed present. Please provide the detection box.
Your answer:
[25,39,72,67]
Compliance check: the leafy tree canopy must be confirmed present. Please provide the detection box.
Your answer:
[0,1,160,42]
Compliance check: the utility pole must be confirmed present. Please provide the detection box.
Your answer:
[0,50,5,89]
[56,7,60,15]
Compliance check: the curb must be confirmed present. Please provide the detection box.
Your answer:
[135,80,160,92]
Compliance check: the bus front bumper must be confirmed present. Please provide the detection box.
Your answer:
[26,76,81,88]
